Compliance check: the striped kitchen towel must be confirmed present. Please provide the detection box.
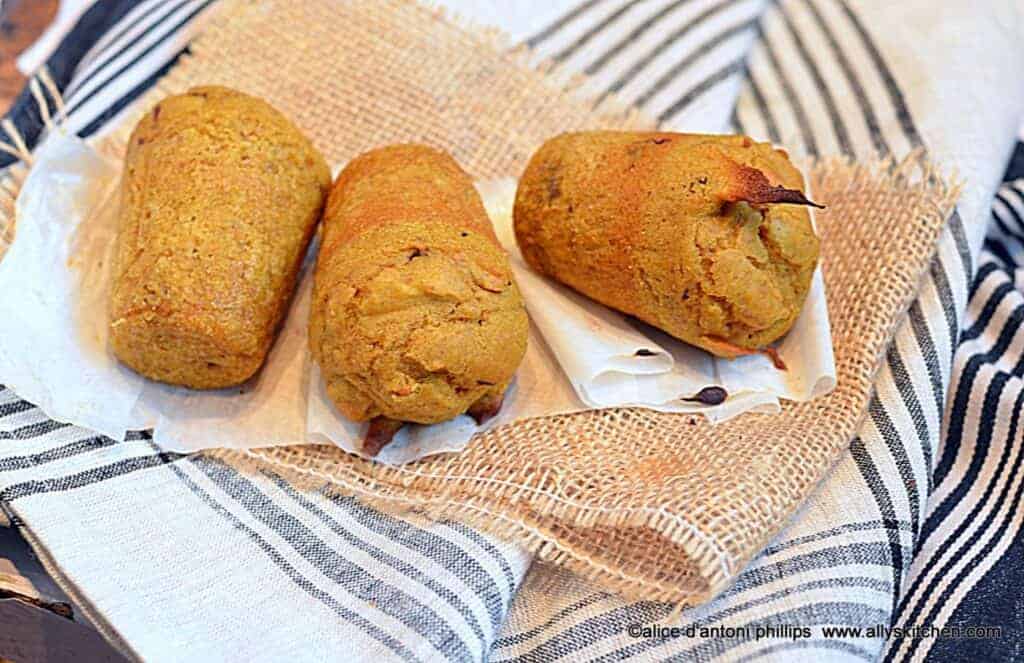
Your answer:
[1,1,1022,661]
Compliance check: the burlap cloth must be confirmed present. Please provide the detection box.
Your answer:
[0,0,959,606]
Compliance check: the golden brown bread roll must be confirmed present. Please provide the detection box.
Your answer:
[309,145,528,453]
[109,86,331,388]
[513,131,820,362]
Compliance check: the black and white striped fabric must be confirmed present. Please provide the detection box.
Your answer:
[883,176,1024,663]
[2,1,1023,661]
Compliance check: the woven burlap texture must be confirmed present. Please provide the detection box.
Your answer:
[0,0,959,606]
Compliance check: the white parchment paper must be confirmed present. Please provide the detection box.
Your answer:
[478,179,835,423]
[0,136,834,464]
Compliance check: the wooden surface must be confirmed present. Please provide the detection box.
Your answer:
[0,600,129,662]
[0,0,59,114]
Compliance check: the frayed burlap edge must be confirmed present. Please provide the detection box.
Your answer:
[218,153,959,607]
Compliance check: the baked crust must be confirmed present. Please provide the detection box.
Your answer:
[109,86,331,388]
[513,131,820,356]
[309,145,528,425]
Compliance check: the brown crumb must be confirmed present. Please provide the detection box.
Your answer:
[467,392,504,425]
[363,417,404,456]
[761,346,787,371]
[700,336,788,371]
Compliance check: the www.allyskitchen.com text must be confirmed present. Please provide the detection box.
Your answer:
[626,623,1003,641]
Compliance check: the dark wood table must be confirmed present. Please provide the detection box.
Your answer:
[0,0,58,114]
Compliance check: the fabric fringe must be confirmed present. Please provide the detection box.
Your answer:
[0,64,68,256]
